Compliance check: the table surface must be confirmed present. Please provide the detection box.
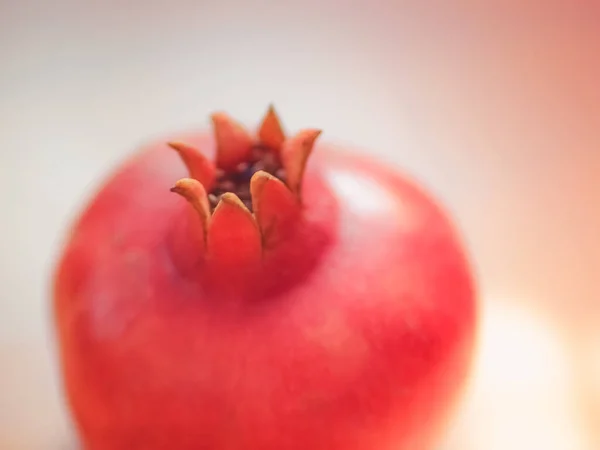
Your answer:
[1,2,599,449]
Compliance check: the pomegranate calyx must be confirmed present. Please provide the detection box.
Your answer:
[211,112,254,171]
[168,141,216,191]
[258,104,286,153]
[281,129,322,199]
[207,192,262,265]
[250,170,300,247]
[170,107,323,259]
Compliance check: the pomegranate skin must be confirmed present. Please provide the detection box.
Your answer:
[53,127,477,450]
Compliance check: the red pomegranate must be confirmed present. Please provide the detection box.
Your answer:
[52,106,477,450]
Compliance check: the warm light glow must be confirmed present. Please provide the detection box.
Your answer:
[445,300,591,450]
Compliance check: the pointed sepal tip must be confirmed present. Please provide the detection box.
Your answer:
[281,128,322,198]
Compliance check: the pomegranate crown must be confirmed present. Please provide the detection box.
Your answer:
[169,105,322,258]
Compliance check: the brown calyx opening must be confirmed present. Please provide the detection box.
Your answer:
[208,145,285,212]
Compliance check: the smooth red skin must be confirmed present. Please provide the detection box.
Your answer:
[53,132,477,450]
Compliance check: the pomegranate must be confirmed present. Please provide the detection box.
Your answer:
[52,106,477,450]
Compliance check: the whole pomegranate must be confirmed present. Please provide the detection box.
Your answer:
[53,106,477,450]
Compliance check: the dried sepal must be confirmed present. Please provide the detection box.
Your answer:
[258,104,286,152]
[280,129,322,199]
[250,171,300,246]
[211,112,254,171]
[168,141,216,191]
[170,178,211,244]
[207,193,262,264]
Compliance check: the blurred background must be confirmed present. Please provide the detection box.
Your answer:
[0,1,598,449]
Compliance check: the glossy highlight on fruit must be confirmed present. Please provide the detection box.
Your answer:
[52,105,478,450]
